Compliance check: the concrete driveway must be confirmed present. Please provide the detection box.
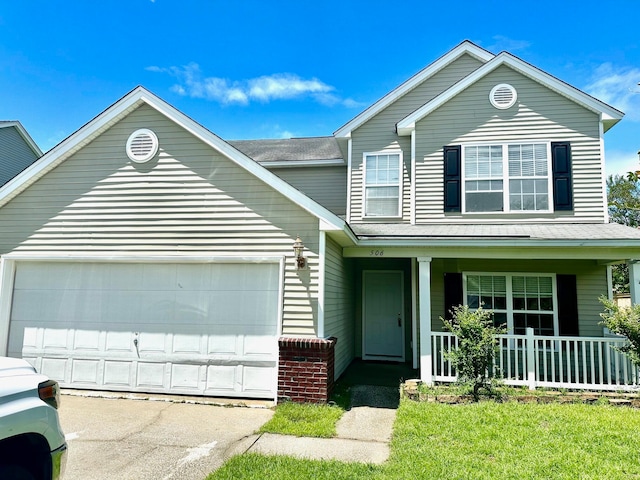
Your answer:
[58,394,274,480]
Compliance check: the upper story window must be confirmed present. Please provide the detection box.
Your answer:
[444,142,572,214]
[363,151,402,217]
[463,143,551,213]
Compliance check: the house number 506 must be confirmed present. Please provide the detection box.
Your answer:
[370,249,384,256]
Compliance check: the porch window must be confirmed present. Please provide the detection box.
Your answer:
[363,152,401,217]
[464,273,557,336]
[463,143,551,213]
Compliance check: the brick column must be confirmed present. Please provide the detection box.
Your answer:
[277,336,337,403]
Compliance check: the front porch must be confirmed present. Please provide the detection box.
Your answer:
[430,328,639,391]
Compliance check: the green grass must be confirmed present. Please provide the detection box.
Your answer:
[258,401,344,438]
[209,400,640,480]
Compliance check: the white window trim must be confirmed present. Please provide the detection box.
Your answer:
[462,272,559,336]
[362,150,403,219]
[461,142,553,214]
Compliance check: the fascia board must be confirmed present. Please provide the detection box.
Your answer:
[0,87,348,235]
[333,41,494,138]
[397,53,624,135]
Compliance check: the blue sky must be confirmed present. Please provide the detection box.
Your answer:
[1,1,639,176]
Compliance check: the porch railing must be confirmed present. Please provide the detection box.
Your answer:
[430,328,640,391]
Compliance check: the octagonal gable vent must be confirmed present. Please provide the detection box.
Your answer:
[489,83,517,109]
[126,129,159,163]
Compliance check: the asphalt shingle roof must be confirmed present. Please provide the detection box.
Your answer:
[229,136,343,163]
[351,222,640,241]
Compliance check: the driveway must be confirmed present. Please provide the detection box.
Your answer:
[58,394,274,480]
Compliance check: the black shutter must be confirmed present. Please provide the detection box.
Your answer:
[443,146,461,212]
[551,142,573,211]
[557,274,579,336]
[444,272,463,320]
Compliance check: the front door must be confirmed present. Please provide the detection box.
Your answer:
[363,270,404,361]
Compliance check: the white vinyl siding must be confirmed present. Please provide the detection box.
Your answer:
[363,152,402,217]
[349,53,485,223]
[0,104,322,337]
[268,165,347,216]
[415,64,604,223]
[323,236,355,378]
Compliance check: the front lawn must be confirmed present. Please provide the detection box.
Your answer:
[258,401,343,438]
[208,400,640,479]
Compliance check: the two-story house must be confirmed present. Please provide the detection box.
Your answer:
[1,41,639,402]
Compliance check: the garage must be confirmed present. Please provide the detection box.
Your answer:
[7,260,282,399]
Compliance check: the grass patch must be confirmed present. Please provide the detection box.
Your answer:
[206,453,379,480]
[210,400,640,479]
[258,402,344,438]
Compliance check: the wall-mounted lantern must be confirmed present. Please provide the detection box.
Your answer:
[293,235,307,270]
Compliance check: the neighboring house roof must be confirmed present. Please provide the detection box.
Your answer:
[396,51,624,136]
[333,41,494,138]
[0,121,42,157]
[351,222,640,245]
[229,136,344,167]
[0,87,352,240]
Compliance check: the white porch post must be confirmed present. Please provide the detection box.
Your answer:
[418,257,433,385]
[629,260,640,306]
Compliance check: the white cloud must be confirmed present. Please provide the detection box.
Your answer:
[147,63,360,107]
[585,63,640,119]
[486,35,531,53]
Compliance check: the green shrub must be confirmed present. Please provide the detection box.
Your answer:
[599,296,640,367]
[442,305,506,400]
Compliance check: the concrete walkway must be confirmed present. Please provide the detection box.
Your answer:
[233,385,400,465]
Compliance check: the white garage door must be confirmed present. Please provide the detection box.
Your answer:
[8,261,281,399]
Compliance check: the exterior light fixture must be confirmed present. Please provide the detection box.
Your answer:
[293,236,307,270]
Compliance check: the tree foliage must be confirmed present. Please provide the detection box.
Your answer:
[442,305,506,400]
[606,174,640,293]
[607,174,640,227]
[600,296,640,368]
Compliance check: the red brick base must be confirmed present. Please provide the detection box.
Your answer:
[277,336,337,403]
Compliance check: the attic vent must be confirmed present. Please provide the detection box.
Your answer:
[489,84,517,109]
[126,129,159,163]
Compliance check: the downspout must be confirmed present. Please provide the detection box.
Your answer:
[346,138,352,224]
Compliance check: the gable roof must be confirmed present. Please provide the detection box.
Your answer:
[229,136,344,166]
[0,87,351,237]
[396,51,624,136]
[333,41,494,138]
[0,121,43,157]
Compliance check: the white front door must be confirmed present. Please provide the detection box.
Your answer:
[363,270,404,361]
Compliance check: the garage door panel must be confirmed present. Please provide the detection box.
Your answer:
[70,359,100,384]
[136,362,166,388]
[9,261,280,398]
[104,361,133,386]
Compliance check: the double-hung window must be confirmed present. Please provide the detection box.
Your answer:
[463,143,551,213]
[464,273,557,336]
[363,152,401,217]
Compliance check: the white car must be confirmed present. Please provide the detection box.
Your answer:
[0,357,67,479]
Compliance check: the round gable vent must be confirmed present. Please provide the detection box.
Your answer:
[126,129,159,163]
[489,83,517,109]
